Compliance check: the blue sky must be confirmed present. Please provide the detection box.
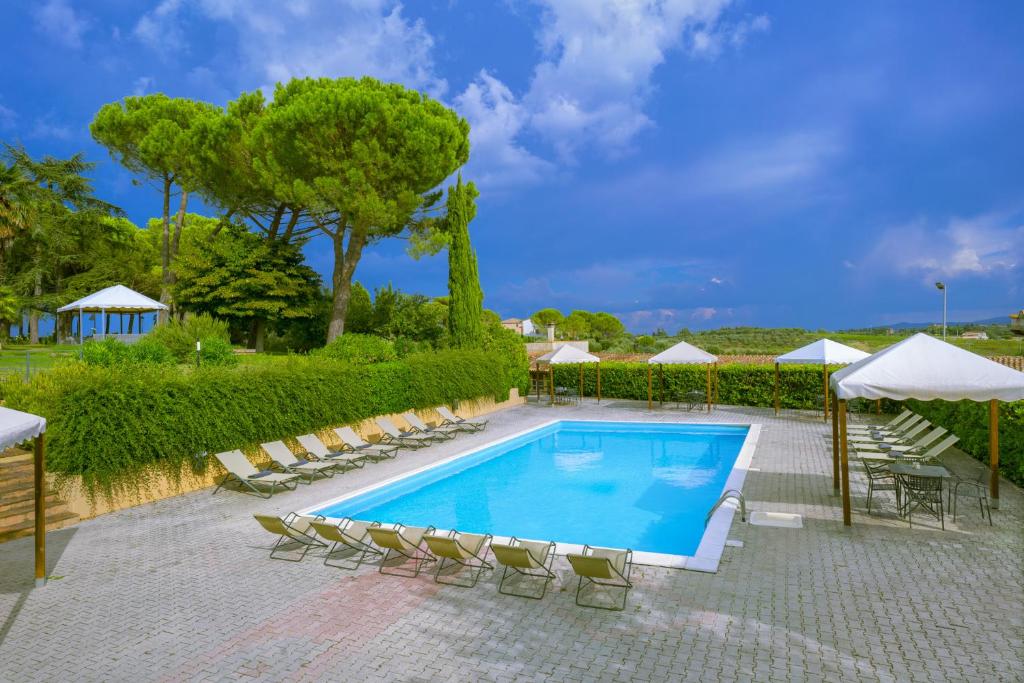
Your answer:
[2,1,1022,332]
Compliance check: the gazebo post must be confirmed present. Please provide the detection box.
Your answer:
[839,399,851,526]
[830,390,839,493]
[989,399,1000,509]
[705,364,711,413]
[34,433,46,587]
[646,364,652,410]
[876,399,881,415]
[597,363,601,403]
[822,363,830,422]
[774,362,781,416]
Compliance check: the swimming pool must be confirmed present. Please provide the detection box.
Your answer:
[309,420,759,570]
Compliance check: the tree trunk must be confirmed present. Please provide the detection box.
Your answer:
[253,318,266,353]
[281,209,300,243]
[326,227,367,342]
[159,176,172,323]
[165,190,189,318]
[266,204,286,241]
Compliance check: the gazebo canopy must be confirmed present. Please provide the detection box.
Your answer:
[830,333,1024,401]
[536,345,600,364]
[57,284,167,313]
[775,338,870,365]
[648,340,717,365]
[0,406,46,451]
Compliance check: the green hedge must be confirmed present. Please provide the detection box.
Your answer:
[550,362,891,411]
[908,399,1024,487]
[2,349,511,502]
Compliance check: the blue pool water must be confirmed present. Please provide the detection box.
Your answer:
[314,420,749,557]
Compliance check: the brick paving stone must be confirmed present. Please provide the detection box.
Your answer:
[0,401,1021,682]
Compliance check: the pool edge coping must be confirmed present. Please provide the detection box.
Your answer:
[299,418,761,573]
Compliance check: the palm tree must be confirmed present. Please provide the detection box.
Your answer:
[0,160,35,242]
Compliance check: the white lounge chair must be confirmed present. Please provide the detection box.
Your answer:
[402,412,459,441]
[437,406,487,432]
[847,409,913,433]
[260,440,337,483]
[375,417,435,449]
[212,450,300,498]
[333,426,399,461]
[849,419,931,444]
[855,427,948,453]
[295,433,366,471]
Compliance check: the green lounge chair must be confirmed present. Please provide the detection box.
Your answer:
[253,513,325,561]
[490,537,557,599]
[333,426,399,461]
[437,406,487,432]
[566,545,634,611]
[308,517,383,569]
[367,524,437,577]
[260,440,336,483]
[423,530,493,587]
[213,450,300,498]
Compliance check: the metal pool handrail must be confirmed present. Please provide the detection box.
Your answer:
[705,489,746,528]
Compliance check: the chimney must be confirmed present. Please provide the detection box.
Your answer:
[546,323,555,342]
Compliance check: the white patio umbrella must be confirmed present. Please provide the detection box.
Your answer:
[0,407,47,587]
[828,333,1024,525]
[535,345,601,402]
[647,340,718,412]
[773,339,870,420]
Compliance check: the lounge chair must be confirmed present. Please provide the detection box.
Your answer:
[367,523,437,577]
[855,427,948,453]
[490,537,557,599]
[295,433,366,471]
[253,513,326,561]
[436,406,487,432]
[423,530,493,587]
[849,413,923,437]
[849,419,931,444]
[212,450,300,498]
[566,545,634,611]
[375,417,435,449]
[308,517,384,569]
[333,426,399,461]
[856,434,960,464]
[848,409,913,433]
[260,440,337,483]
[402,412,459,441]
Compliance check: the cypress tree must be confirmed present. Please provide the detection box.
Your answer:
[446,174,484,348]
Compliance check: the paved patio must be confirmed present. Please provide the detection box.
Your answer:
[0,401,1021,682]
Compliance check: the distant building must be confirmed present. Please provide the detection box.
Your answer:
[960,331,988,340]
[501,318,538,336]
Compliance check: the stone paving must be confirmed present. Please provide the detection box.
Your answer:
[0,401,1021,682]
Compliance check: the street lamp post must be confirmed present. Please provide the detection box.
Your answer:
[935,282,947,340]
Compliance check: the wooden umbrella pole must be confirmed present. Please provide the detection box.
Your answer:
[549,366,554,404]
[34,433,46,587]
[714,363,719,405]
[876,399,881,415]
[831,390,840,492]
[579,363,584,402]
[774,362,781,416]
[823,364,830,422]
[659,363,665,406]
[597,363,601,403]
[990,399,1000,508]
[646,365,652,410]
[705,364,712,413]
[839,399,851,526]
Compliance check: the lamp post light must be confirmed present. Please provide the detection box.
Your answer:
[195,339,201,368]
[935,281,947,340]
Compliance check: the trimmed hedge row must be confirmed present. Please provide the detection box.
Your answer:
[908,399,1024,487]
[2,350,512,502]
[550,362,897,411]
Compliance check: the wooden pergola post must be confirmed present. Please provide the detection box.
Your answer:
[714,363,719,405]
[579,363,584,402]
[839,399,851,526]
[549,366,554,404]
[823,364,830,422]
[535,363,541,402]
[774,362,781,416]
[659,364,665,406]
[830,390,839,492]
[990,399,1000,509]
[34,433,46,587]
[597,363,602,403]
[705,364,712,413]
[646,364,652,410]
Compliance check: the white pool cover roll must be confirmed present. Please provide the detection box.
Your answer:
[830,333,1024,402]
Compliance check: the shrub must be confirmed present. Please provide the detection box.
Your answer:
[148,314,233,362]
[312,333,398,364]
[481,322,530,397]
[82,337,175,367]
[2,349,511,502]
[197,336,236,366]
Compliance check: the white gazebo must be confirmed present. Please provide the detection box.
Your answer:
[773,339,870,420]
[647,340,718,412]
[57,284,168,344]
[535,345,602,402]
[0,406,47,587]
[829,333,1024,526]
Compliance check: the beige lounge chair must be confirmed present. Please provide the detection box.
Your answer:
[855,426,948,453]
[566,545,634,611]
[849,419,931,444]
[490,537,557,599]
[308,517,383,570]
[295,433,366,471]
[849,413,923,436]
[437,406,487,432]
[333,426,399,461]
[848,409,913,432]
[375,417,435,449]
[213,450,300,498]
[402,412,459,441]
[366,523,437,576]
[856,434,960,464]
[260,440,337,483]
[423,530,493,587]
[253,513,325,561]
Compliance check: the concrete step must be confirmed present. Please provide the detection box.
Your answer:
[0,476,36,495]
[0,510,80,544]
[0,450,33,466]
[0,489,64,513]
[0,500,70,527]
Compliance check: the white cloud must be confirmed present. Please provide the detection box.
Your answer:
[28,117,72,140]
[133,0,185,55]
[132,76,154,96]
[0,104,16,129]
[690,13,770,58]
[866,213,1023,282]
[32,0,90,49]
